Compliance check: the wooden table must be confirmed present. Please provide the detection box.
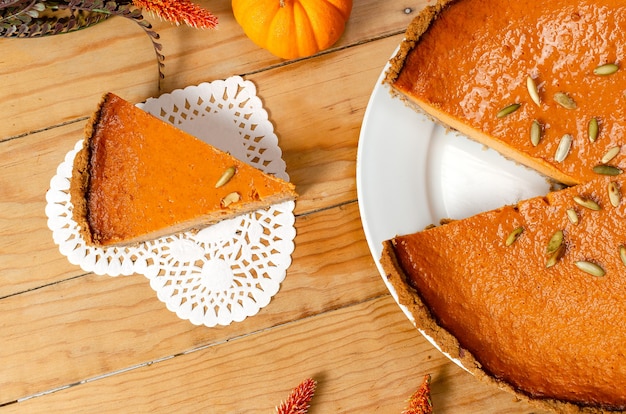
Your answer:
[0,1,549,412]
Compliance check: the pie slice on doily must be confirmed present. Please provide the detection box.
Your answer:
[46,77,297,327]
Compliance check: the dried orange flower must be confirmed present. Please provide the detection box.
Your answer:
[276,377,317,414]
[132,0,218,29]
[402,374,433,414]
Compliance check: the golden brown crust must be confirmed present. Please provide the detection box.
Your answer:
[69,93,109,246]
[384,0,454,86]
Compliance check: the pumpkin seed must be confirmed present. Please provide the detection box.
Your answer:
[554,92,577,109]
[575,261,606,277]
[505,226,524,246]
[497,103,521,118]
[620,245,626,266]
[546,230,564,255]
[546,244,565,268]
[220,191,241,207]
[573,196,601,210]
[566,208,579,224]
[601,146,620,164]
[215,166,237,188]
[593,165,623,176]
[594,63,619,76]
[526,76,541,106]
[588,117,599,142]
[530,120,542,146]
[554,134,572,162]
[608,181,621,207]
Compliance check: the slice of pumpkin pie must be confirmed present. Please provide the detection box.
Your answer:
[70,92,297,247]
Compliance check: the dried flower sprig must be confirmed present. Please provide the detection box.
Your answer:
[402,374,433,414]
[0,0,218,81]
[64,0,166,78]
[0,0,113,36]
[133,0,216,29]
[276,377,317,414]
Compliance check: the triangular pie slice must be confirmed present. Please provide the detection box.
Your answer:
[70,92,297,247]
[381,172,626,412]
[385,0,626,186]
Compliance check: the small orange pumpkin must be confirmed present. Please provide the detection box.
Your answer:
[232,0,353,59]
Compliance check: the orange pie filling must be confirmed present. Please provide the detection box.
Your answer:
[387,0,626,186]
[71,93,296,247]
[380,0,626,411]
[382,174,626,411]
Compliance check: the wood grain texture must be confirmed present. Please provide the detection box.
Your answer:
[0,202,385,403]
[0,0,423,140]
[2,297,547,413]
[0,124,87,298]
[0,0,556,412]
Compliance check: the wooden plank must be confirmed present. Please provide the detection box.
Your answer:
[3,296,548,413]
[0,0,423,139]
[158,0,425,91]
[0,33,402,297]
[0,17,158,139]
[0,201,386,403]
[0,126,87,297]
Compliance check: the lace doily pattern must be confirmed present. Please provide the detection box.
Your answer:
[144,205,295,326]
[46,77,296,327]
[139,78,289,180]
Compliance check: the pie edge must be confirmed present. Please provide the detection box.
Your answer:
[69,93,108,246]
[380,239,619,413]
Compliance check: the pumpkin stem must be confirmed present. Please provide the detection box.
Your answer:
[279,0,285,7]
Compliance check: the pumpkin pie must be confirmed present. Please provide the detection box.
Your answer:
[381,173,626,412]
[379,0,626,412]
[70,92,297,247]
[385,0,626,186]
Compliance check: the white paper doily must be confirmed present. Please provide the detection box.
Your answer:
[45,76,296,327]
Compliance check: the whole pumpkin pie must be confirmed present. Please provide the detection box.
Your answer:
[70,92,297,247]
[379,0,626,412]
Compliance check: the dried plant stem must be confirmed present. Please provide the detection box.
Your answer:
[402,374,433,414]
[276,378,317,414]
[1,0,218,87]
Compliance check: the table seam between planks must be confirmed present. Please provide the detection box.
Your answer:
[0,31,404,144]
[2,292,394,408]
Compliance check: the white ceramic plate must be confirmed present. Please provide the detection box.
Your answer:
[356,51,552,329]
